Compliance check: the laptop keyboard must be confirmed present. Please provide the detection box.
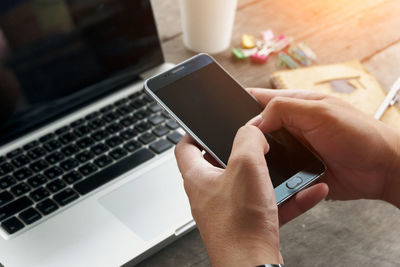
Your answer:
[0,90,183,235]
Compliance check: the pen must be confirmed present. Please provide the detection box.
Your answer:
[374,77,400,120]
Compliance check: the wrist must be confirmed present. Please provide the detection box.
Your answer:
[382,128,400,208]
[199,227,282,267]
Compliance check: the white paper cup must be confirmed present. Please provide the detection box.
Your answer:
[180,0,238,54]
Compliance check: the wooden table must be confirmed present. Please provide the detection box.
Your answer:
[139,0,400,266]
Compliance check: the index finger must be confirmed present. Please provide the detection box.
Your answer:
[247,88,327,107]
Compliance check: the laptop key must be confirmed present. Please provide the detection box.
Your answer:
[152,125,169,137]
[76,150,94,163]
[167,131,184,144]
[0,196,33,221]
[148,115,165,126]
[131,98,147,109]
[28,174,47,188]
[55,126,70,135]
[74,125,91,137]
[19,208,42,225]
[6,148,23,159]
[53,188,79,206]
[27,147,47,160]
[165,119,180,130]
[77,137,95,149]
[0,163,14,176]
[63,171,83,185]
[70,118,85,128]
[36,199,58,215]
[74,148,155,195]
[44,166,64,180]
[45,152,65,164]
[124,141,142,152]
[1,217,24,234]
[106,123,123,134]
[58,132,77,145]
[94,155,113,168]
[0,191,14,206]
[60,158,79,171]
[0,156,5,164]
[160,110,171,118]
[91,130,109,141]
[39,133,56,143]
[135,122,151,133]
[120,116,135,127]
[88,118,106,130]
[143,94,154,103]
[138,132,155,144]
[11,155,31,168]
[14,167,33,181]
[23,140,40,151]
[30,187,50,202]
[61,144,80,157]
[105,136,124,148]
[11,182,31,196]
[30,159,49,173]
[47,179,66,193]
[116,105,133,116]
[78,163,97,176]
[109,148,128,160]
[134,110,150,120]
[43,140,61,152]
[148,103,162,113]
[150,139,173,154]
[120,129,137,140]
[91,143,109,155]
[0,175,16,189]
[102,112,119,123]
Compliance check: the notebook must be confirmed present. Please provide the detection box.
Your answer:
[270,61,400,130]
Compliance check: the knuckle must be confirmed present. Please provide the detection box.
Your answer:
[268,96,289,110]
[228,152,260,171]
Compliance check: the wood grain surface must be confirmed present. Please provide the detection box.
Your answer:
[138,0,400,266]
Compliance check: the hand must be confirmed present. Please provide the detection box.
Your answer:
[249,88,400,207]
[175,125,327,266]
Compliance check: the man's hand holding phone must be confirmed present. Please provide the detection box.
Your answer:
[174,87,400,266]
[175,125,328,266]
[249,88,400,207]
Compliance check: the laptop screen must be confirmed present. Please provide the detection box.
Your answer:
[0,0,163,145]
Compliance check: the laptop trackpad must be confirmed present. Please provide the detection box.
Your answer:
[98,160,191,240]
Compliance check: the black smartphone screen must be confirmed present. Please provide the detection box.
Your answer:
[148,56,323,188]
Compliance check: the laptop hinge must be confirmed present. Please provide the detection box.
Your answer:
[139,63,175,81]
[174,220,196,237]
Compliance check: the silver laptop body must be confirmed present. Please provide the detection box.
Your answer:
[0,1,193,266]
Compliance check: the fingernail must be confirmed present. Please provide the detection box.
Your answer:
[247,114,263,126]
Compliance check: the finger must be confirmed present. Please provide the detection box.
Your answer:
[257,96,328,134]
[227,125,269,168]
[175,135,214,177]
[247,88,327,106]
[278,183,329,227]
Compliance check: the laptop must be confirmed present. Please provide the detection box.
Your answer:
[0,1,194,266]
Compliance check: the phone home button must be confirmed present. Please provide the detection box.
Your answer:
[286,177,303,189]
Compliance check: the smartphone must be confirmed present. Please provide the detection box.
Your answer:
[144,54,325,204]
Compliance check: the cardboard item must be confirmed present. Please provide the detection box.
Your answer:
[270,61,400,130]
